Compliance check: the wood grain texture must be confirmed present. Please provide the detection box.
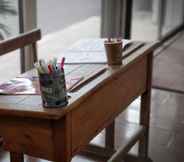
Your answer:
[69,67,107,92]
[0,29,41,56]
[0,40,157,162]
[71,56,148,153]
[0,42,157,120]
[105,121,115,149]
[108,126,145,162]
[52,115,72,162]
[10,152,24,162]
[0,117,54,160]
[139,52,153,157]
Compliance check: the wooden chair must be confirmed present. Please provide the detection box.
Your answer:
[0,28,41,147]
[0,28,41,67]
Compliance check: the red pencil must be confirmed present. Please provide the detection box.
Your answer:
[60,57,65,70]
[48,64,53,74]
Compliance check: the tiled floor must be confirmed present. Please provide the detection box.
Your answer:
[153,32,184,93]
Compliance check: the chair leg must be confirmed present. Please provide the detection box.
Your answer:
[10,152,24,162]
[0,137,3,146]
[105,121,115,149]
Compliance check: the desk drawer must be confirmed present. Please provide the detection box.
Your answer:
[0,117,54,160]
[71,57,148,154]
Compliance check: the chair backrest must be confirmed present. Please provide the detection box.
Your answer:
[0,28,41,63]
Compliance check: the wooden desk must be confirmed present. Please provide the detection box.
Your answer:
[0,41,157,162]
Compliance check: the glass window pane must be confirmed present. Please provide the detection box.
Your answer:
[37,0,101,60]
[162,0,184,36]
[131,0,159,41]
[0,0,20,82]
[0,0,19,38]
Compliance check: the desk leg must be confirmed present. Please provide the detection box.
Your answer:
[139,91,151,157]
[10,152,24,162]
[105,120,115,149]
[138,52,153,158]
[52,116,72,162]
[80,121,115,160]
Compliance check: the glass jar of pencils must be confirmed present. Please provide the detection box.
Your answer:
[39,69,68,108]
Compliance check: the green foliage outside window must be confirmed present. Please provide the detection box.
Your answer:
[0,0,17,39]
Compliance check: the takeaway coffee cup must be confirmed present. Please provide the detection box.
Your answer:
[104,39,123,65]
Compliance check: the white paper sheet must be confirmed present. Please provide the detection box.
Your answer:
[60,39,131,64]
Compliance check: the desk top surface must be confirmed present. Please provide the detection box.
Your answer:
[0,40,157,120]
